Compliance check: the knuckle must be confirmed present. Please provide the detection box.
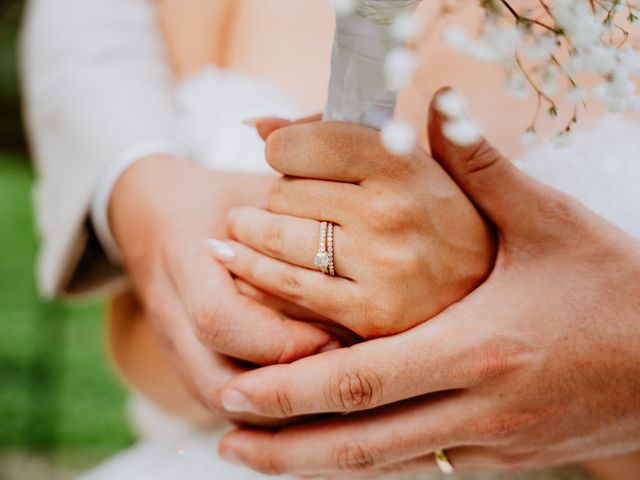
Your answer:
[473,338,532,385]
[461,139,501,175]
[375,247,419,279]
[191,300,228,348]
[272,386,295,417]
[329,366,383,411]
[334,439,381,471]
[255,456,284,476]
[367,193,414,231]
[354,296,397,338]
[473,410,539,444]
[261,219,285,257]
[276,270,302,300]
[267,177,287,210]
[265,129,288,170]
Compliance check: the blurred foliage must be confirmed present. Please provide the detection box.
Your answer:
[0,0,27,152]
[0,155,134,478]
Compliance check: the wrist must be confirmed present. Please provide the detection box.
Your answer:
[109,155,197,268]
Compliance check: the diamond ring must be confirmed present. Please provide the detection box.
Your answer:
[314,221,336,276]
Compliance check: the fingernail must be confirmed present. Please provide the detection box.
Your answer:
[220,448,244,465]
[228,208,239,221]
[204,239,236,262]
[221,389,257,414]
[242,117,267,128]
[318,339,341,353]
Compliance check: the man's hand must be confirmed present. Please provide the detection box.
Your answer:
[109,155,337,418]
[214,91,640,475]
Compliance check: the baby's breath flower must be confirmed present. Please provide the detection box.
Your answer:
[521,129,538,146]
[504,71,529,99]
[552,131,573,148]
[567,86,588,104]
[444,119,482,146]
[444,26,472,54]
[436,90,468,118]
[390,11,420,41]
[438,0,640,145]
[528,35,557,60]
[381,120,417,155]
[384,47,417,91]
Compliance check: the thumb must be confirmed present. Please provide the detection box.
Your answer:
[428,88,537,229]
[245,114,323,142]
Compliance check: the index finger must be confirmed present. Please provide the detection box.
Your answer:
[265,121,393,183]
[218,298,493,418]
[167,240,340,365]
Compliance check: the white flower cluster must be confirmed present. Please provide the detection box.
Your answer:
[443,0,640,146]
[436,90,483,145]
[330,0,640,152]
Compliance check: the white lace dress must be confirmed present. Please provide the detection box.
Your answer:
[79,65,640,480]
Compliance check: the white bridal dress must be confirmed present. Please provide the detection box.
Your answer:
[79,63,640,480]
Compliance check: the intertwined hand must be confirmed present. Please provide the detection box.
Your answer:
[214,91,640,476]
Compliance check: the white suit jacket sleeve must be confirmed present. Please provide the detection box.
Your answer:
[22,0,188,298]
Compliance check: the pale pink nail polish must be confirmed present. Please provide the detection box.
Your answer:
[242,117,267,127]
[221,389,256,414]
[204,239,236,262]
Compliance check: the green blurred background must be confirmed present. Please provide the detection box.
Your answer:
[0,3,134,479]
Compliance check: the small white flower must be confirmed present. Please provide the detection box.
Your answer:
[436,90,468,119]
[480,26,522,62]
[504,71,528,99]
[444,26,472,54]
[552,0,603,48]
[381,120,417,155]
[582,46,617,75]
[592,82,609,99]
[390,12,419,41]
[528,35,557,60]
[444,119,482,146]
[564,54,584,76]
[331,0,357,17]
[540,66,559,96]
[618,48,640,75]
[520,130,538,146]
[384,47,417,91]
[552,131,573,149]
[567,86,587,104]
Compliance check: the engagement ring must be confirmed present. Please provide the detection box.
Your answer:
[314,221,336,276]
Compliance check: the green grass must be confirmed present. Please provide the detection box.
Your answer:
[0,154,134,477]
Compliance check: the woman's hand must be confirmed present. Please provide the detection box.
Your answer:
[109,155,337,419]
[206,118,495,337]
[214,92,640,476]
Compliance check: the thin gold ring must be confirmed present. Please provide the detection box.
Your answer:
[434,449,454,474]
[327,222,336,277]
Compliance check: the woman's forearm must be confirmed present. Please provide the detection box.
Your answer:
[22,0,186,296]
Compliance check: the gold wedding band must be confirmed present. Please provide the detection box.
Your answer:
[313,221,336,276]
[434,449,454,474]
